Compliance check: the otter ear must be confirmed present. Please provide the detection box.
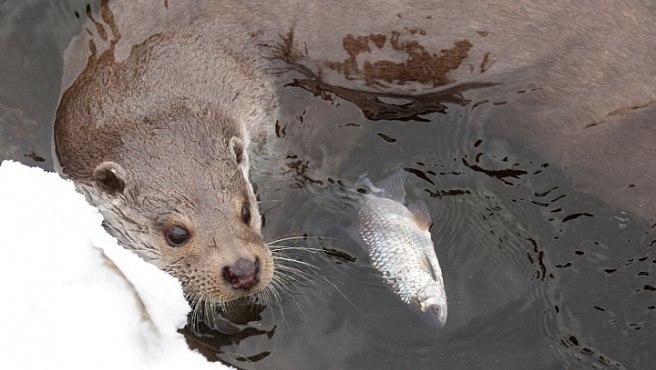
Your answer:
[229,136,248,167]
[92,161,127,195]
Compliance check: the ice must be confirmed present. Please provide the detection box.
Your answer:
[0,160,231,370]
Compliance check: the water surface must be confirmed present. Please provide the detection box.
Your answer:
[1,2,654,369]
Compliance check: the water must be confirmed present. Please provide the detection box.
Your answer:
[0,0,92,170]
[1,1,654,369]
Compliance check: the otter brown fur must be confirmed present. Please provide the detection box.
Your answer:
[55,0,656,306]
[54,1,278,304]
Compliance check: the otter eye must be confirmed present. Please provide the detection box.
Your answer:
[165,225,190,247]
[241,202,251,225]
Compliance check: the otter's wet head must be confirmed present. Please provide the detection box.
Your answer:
[59,107,275,307]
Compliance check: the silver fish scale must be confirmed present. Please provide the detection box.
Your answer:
[358,195,435,305]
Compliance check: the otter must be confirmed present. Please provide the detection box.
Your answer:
[54,1,280,306]
[54,0,656,310]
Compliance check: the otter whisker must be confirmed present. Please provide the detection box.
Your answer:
[261,281,290,328]
[262,286,276,308]
[203,300,210,326]
[187,292,206,331]
[318,275,360,313]
[269,272,299,293]
[274,260,321,280]
[274,264,316,282]
[273,274,311,292]
[270,245,326,253]
[267,287,279,307]
[287,282,315,319]
[267,279,286,304]
[247,294,257,311]
[192,299,202,328]
[256,288,271,308]
[273,256,320,270]
[269,275,286,292]
[264,266,330,326]
[268,276,310,320]
[226,299,239,315]
[278,265,308,286]
[277,256,359,314]
[210,299,220,325]
[268,235,340,245]
[271,267,313,296]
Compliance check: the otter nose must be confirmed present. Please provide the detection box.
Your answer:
[223,258,259,290]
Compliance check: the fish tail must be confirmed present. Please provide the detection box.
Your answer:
[354,172,376,191]
[359,169,408,202]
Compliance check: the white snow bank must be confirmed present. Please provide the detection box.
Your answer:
[0,161,231,370]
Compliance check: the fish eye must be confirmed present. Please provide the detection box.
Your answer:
[429,305,440,316]
[165,225,190,247]
[241,201,251,225]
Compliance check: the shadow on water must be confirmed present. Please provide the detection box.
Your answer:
[1,1,654,369]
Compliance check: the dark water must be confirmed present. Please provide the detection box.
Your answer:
[2,2,654,369]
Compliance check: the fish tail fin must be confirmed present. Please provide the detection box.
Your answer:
[354,172,373,190]
[354,172,385,198]
[370,169,408,202]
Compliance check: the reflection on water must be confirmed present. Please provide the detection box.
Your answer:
[1,1,654,369]
[286,69,498,122]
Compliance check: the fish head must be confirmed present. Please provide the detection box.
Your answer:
[418,281,448,327]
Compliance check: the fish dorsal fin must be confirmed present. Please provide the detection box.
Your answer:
[408,200,432,231]
[373,170,408,202]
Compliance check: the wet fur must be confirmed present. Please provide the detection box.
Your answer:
[54,4,277,304]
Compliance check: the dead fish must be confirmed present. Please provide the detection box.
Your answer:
[356,170,447,327]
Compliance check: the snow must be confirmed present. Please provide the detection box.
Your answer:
[0,161,231,370]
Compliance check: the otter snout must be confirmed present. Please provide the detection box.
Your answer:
[223,258,259,290]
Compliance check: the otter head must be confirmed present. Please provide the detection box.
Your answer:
[64,107,275,307]
[53,12,279,313]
